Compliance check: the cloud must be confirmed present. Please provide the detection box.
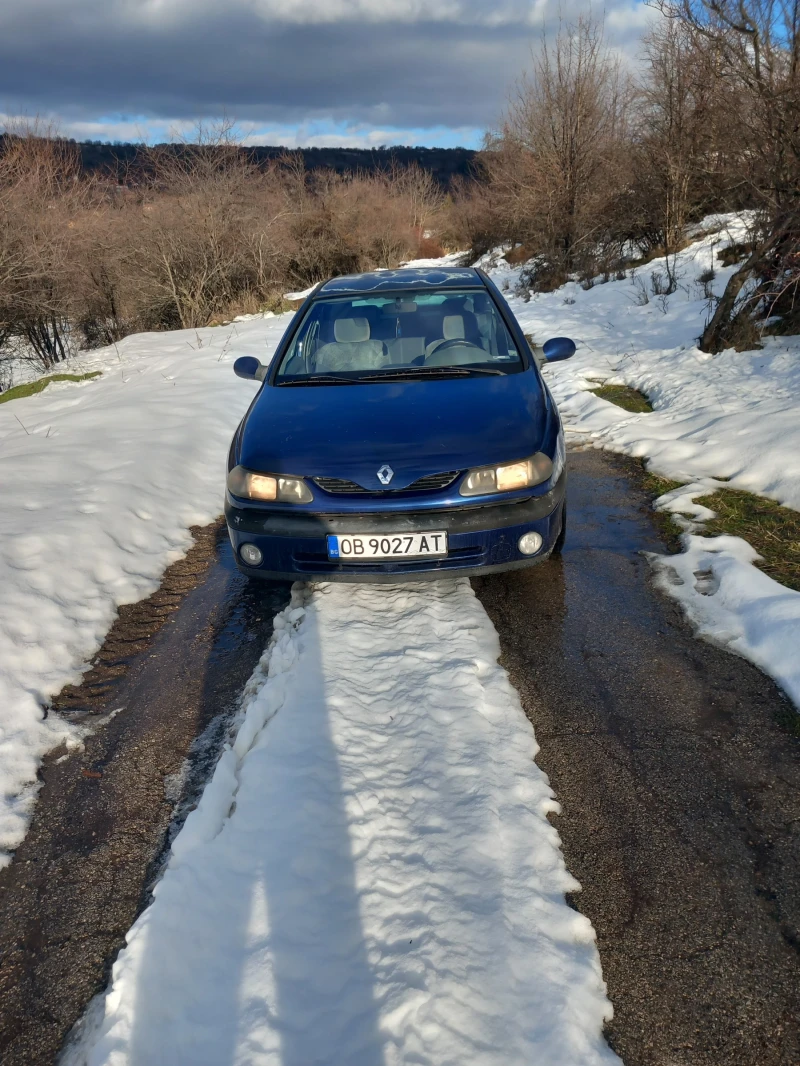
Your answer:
[0,0,651,145]
[117,1,564,29]
[237,122,482,149]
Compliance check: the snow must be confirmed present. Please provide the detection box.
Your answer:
[493,215,800,509]
[649,534,800,706]
[0,316,291,863]
[283,284,317,301]
[490,214,800,707]
[400,251,467,269]
[67,580,617,1066]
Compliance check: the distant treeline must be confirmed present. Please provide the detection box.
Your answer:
[0,129,466,383]
[0,136,477,188]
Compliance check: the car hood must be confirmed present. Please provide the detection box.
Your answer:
[238,372,549,491]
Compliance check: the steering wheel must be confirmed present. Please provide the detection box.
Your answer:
[427,338,485,360]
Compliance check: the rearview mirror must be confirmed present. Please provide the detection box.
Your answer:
[234,356,267,381]
[542,337,576,363]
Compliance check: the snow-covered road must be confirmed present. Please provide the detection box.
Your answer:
[69,579,617,1066]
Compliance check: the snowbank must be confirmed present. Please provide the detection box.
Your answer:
[0,315,290,862]
[494,216,800,510]
[69,580,617,1066]
[492,216,800,707]
[400,251,468,269]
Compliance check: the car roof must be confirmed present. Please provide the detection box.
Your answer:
[316,266,484,297]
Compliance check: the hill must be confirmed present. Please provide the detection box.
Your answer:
[67,140,477,186]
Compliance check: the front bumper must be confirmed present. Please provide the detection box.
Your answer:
[225,473,565,582]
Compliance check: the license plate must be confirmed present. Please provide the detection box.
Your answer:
[327,531,448,560]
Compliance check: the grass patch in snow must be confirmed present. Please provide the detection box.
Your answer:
[717,242,753,267]
[637,466,800,734]
[590,384,653,413]
[0,371,102,405]
[639,468,685,552]
[626,240,691,270]
[701,489,800,594]
[640,468,800,592]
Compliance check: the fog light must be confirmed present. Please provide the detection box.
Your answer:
[518,532,543,556]
[240,543,263,566]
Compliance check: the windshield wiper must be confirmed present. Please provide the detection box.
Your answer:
[357,365,506,381]
[276,374,360,387]
[277,366,506,386]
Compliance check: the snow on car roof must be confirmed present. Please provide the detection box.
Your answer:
[317,266,484,295]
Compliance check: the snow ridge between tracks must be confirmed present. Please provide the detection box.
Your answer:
[72,579,618,1066]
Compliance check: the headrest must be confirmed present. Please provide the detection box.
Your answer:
[334,317,370,343]
[442,315,465,340]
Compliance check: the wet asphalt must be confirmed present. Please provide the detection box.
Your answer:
[0,449,798,1065]
[475,449,800,1066]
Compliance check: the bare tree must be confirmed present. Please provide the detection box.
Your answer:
[656,0,800,348]
[0,124,89,370]
[123,130,290,328]
[0,120,453,361]
[389,162,446,244]
[481,17,632,282]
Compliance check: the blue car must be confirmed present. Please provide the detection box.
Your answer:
[226,266,574,582]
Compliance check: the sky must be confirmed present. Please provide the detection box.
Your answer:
[0,0,651,149]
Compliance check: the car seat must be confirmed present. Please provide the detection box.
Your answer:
[313,318,390,373]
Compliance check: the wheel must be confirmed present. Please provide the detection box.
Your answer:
[551,504,567,556]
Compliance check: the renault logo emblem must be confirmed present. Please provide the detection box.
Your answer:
[377,464,394,486]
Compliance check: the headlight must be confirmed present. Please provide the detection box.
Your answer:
[227,465,313,503]
[459,453,553,497]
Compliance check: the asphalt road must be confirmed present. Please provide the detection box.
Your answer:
[0,449,797,1064]
[475,449,800,1066]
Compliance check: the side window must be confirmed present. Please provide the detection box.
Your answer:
[477,291,519,360]
[282,316,319,375]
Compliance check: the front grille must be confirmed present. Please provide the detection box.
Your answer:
[313,470,461,496]
[313,477,368,494]
[408,471,459,491]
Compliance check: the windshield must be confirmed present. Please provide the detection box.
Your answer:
[275,288,524,383]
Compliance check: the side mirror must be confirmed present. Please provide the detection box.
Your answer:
[233,356,267,382]
[542,337,576,363]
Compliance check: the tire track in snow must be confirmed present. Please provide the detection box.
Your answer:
[68,580,618,1066]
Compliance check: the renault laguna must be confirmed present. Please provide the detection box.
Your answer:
[225,266,575,581]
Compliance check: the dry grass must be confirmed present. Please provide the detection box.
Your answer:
[702,489,800,592]
[0,371,101,405]
[639,468,685,551]
[504,244,535,265]
[590,383,653,412]
[638,467,800,591]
